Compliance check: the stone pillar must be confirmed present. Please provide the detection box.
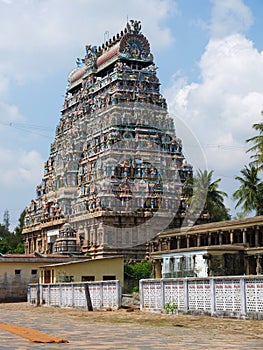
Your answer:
[25,238,30,254]
[97,222,104,246]
[242,228,247,245]
[34,237,37,252]
[177,236,181,250]
[219,231,223,245]
[100,229,105,246]
[90,228,95,245]
[208,232,212,246]
[158,239,162,251]
[28,238,31,253]
[230,230,234,244]
[197,234,201,247]
[153,259,162,278]
[255,226,259,247]
[30,238,34,253]
[186,235,190,248]
[167,237,171,250]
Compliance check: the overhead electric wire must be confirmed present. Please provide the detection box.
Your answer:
[0,120,249,150]
[183,143,247,151]
[0,120,53,139]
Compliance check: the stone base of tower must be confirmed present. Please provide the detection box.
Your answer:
[70,209,169,261]
[81,243,146,261]
[23,208,209,260]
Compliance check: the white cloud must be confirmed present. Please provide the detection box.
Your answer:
[0,0,174,84]
[0,147,44,229]
[0,101,23,122]
[0,148,43,188]
[210,0,253,38]
[165,31,263,212]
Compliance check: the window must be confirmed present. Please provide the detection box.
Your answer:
[15,269,21,275]
[82,276,95,282]
[103,275,116,281]
[59,275,74,282]
[31,269,38,275]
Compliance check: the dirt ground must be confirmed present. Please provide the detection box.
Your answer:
[0,303,262,349]
[1,302,261,335]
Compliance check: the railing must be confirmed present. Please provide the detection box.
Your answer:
[28,280,121,310]
[140,276,263,319]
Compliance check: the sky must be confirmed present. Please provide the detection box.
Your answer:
[0,0,263,229]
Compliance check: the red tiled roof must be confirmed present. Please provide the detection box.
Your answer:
[69,66,87,83]
[2,254,37,258]
[1,253,84,259]
[97,44,120,67]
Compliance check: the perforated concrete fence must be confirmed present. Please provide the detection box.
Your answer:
[28,280,121,310]
[140,276,263,319]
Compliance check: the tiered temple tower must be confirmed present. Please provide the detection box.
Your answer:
[23,20,192,259]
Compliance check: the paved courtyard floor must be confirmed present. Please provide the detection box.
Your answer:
[0,303,262,349]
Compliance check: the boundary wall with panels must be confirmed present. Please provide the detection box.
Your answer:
[140,276,263,319]
[28,280,121,310]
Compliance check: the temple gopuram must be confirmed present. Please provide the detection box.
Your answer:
[23,20,194,259]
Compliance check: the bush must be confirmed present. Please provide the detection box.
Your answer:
[132,286,139,293]
[164,302,178,314]
[124,260,152,281]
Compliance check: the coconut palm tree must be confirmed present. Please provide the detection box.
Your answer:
[189,169,230,222]
[246,118,263,171]
[233,164,263,216]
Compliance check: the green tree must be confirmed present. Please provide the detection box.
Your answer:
[13,210,25,237]
[3,209,10,230]
[124,260,152,281]
[246,119,263,170]
[189,169,230,222]
[0,210,25,254]
[12,210,25,253]
[124,260,152,293]
[182,176,193,199]
[233,164,263,216]
[0,224,9,240]
[0,239,11,254]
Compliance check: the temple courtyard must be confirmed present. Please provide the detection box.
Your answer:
[0,303,262,349]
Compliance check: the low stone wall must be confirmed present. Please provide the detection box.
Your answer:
[140,276,263,319]
[28,280,121,310]
[0,273,38,303]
